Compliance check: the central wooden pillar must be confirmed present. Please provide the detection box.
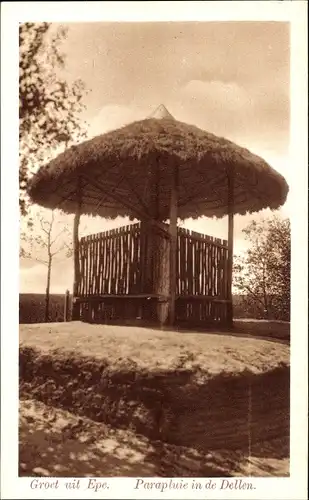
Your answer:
[140,160,162,322]
[227,167,234,327]
[139,160,178,327]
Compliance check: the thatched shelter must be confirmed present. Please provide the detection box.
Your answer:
[29,104,288,220]
[28,104,289,327]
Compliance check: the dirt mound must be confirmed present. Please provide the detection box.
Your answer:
[20,347,289,453]
[19,322,290,378]
[19,323,290,476]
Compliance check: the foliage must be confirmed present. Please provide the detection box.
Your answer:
[19,22,88,215]
[233,216,290,321]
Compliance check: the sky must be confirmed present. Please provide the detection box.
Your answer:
[20,21,291,294]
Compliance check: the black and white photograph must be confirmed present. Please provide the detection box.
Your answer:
[1,2,308,499]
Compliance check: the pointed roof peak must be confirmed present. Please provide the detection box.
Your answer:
[148,104,175,120]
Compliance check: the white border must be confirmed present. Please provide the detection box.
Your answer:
[1,2,308,499]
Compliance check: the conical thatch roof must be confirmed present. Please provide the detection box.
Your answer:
[28,105,288,220]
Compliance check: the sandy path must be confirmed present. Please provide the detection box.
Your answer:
[19,399,289,478]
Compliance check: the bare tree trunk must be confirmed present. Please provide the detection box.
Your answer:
[45,255,52,322]
[263,292,269,319]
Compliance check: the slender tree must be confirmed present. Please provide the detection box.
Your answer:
[233,215,290,321]
[20,209,73,322]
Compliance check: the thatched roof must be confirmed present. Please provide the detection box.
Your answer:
[28,105,289,220]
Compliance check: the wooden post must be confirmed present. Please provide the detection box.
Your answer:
[140,161,162,322]
[227,167,234,328]
[64,289,70,322]
[72,178,82,321]
[169,164,178,326]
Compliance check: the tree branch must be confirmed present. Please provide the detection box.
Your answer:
[39,218,50,235]
[243,285,267,308]
[50,226,70,247]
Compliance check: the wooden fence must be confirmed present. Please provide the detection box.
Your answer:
[176,227,229,325]
[77,223,141,297]
[75,222,230,326]
[177,227,228,297]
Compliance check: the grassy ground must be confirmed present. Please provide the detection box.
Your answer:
[20,322,289,379]
[19,322,290,477]
[233,319,290,342]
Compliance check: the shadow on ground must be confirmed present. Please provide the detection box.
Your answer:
[19,399,156,477]
[19,399,289,478]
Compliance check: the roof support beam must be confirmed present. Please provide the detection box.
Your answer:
[82,174,170,238]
